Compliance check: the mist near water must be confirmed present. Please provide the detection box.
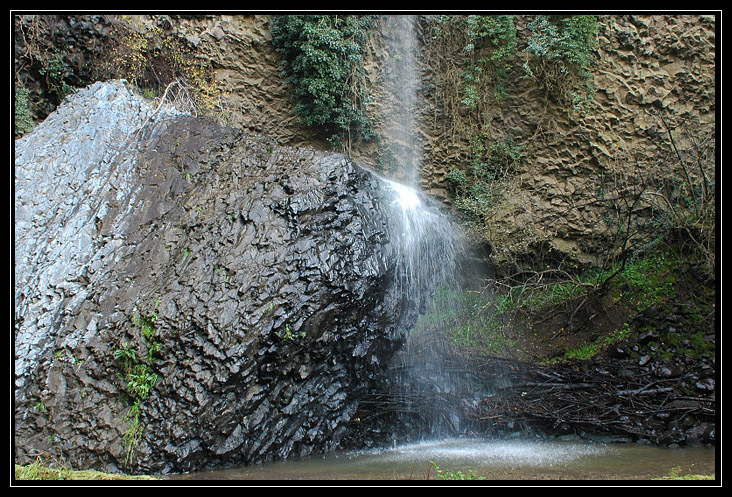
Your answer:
[377,15,494,442]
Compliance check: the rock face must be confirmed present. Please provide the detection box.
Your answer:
[14,81,456,474]
[14,15,716,272]
[417,14,716,268]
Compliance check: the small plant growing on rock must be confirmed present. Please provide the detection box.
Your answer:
[114,305,162,468]
[14,86,35,137]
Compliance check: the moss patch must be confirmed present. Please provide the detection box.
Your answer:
[436,245,713,366]
[14,460,159,480]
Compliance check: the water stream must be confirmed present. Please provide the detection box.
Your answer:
[381,15,421,186]
[378,13,492,444]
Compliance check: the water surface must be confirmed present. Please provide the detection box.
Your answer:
[168,438,716,481]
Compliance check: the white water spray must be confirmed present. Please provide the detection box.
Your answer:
[381,15,422,186]
[387,179,421,212]
[377,15,492,440]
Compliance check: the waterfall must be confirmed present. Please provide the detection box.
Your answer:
[381,177,487,439]
[381,177,463,321]
[376,15,492,441]
[381,15,421,186]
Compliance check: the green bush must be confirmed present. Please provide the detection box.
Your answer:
[432,14,517,107]
[462,15,517,105]
[411,285,517,356]
[524,15,600,112]
[270,15,376,148]
[39,48,75,103]
[14,86,34,137]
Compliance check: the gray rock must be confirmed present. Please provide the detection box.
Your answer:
[14,81,460,474]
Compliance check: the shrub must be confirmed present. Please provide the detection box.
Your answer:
[462,15,517,105]
[14,86,35,137]
[270,15,376,149]
[447,132,524,224]
[105,15,223,117]
[38,48,76,104]
[524,15,600,112]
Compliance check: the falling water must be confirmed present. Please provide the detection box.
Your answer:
[377,15,492,441]
[381,15,421,186]
[380,15,442,309]
[380,178,481,439]
[381,177,463,323]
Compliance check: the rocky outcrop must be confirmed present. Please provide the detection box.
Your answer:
[15,15,716,273]
[418,14,716,269]
[14,80,458,474]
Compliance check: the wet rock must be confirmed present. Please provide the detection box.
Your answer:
[14,81,446,474]
[696,378,715,391]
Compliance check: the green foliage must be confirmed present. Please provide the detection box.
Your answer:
[465,15,517,68]
[433,15,600,244]
[116,337,157,404]
[659,329,714,361]
[114,343,138,368]
[38,48,76,103]
[114,304,162,468]
[125,364,158,399]
[431,461,485,480]
[447,133,524,223]
[462,15,517,105]
[270,14,376,148]
[133,311,161,363]
[412,285,516,356]
[15,458,160,480]
[615,248,678,313]
[500,246,679,320]
[654,466,715,481]
[432,14,517,108]
[483,246,691,363]
[526,15,599,76]
[564,343,598,360]
[116,341,156,468]
[14,86,35,137]
[524,15,600,112]
[433,14,599,112]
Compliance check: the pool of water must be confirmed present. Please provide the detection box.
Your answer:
[167,438,716,481]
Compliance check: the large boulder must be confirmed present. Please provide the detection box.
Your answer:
[14,81,458,474]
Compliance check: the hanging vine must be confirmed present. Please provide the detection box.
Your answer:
[270,14,377,152]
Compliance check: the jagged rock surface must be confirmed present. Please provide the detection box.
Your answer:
[14,15,717,268]
[14,81,436,474]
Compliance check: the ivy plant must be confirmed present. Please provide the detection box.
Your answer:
[462,15,517,105]
[270,14,377,149]
[524,14,601,112]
